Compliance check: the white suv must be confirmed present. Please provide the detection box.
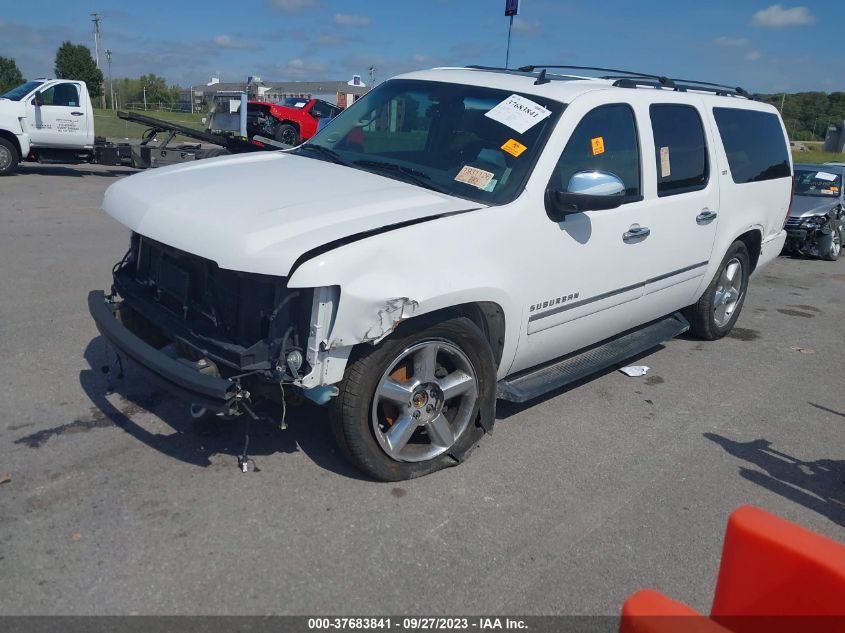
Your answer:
[89,65,792,480]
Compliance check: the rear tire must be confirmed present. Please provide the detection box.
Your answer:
[684,240,750,340]
[0,137,19,176]
[330,316,495,481]
[274,123,299,146]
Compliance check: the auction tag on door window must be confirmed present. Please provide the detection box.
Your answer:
[501,138,527,157]
[591,136,605,155]
[815,171,837,181]
[660,146,671,178]
[454,165,495,189]
[484,94,552,134]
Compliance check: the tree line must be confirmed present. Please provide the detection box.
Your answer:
[755,92,845,142]
[0,43,185,110]
[2,44,845,134]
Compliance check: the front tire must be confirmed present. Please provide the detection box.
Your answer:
[684,240,750,340]
[330,316,495,481]
[0,137,19,176]
[822,228,842,261]
[274,123,299,146]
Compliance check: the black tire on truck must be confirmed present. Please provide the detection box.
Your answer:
[0,137,19,176]
[330,316,495,481]
[683,240,751,340]
[274,123,299,146]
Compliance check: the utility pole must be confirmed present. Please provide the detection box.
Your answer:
[91,13,105,108]
[106,49,114,109]
[368,65,375,87]
[504,0,519,69]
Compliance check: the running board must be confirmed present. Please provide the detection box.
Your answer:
[497,312,690,403]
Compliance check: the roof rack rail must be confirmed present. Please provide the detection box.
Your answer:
[517,65,675,88]
[464,64,753,99]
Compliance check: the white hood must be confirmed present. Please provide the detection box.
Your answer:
[103,151,482,276]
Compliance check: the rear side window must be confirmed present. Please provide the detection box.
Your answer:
[649,104,708,196]
[713,108,791,184]
[552,103,641,198]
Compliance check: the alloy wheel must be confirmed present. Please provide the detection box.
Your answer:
[713,257,743,328]
[371,340,478,462]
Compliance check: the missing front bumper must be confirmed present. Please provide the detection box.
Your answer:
[87,290,239,412]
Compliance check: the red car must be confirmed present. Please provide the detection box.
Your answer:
[246,97,341,146]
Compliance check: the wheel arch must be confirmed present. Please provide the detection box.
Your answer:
[0,129,22,159]
[392,301,507,369]
[735,228,762,273]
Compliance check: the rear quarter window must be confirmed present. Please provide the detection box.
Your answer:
[713,107,791,184]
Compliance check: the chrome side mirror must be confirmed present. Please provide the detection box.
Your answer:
[566,170,625,196]
[545,170,626,221]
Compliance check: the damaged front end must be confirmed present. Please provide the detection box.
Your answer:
[783,213,838,258]
[88,233,315,416]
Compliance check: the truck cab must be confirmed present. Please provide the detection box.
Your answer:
[0,79,95,174]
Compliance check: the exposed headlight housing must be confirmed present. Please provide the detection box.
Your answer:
[801,214,829,226]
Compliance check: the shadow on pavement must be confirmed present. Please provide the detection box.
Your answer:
[495,346,665,420]
[15,164,134,178]
[66,336,369,480]
[704,432,845,528]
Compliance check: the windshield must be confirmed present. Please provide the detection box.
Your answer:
[1,80,44,101]
[794,169,842,197]
[283,97,310,108]
[302,79,564,205]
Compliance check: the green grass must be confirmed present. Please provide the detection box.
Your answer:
[792,150,845,165]
[93,108,205,142]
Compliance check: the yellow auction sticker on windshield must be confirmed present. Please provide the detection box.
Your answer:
[454,165,495,189]
[591,137,605,155]
[501,139,527,157]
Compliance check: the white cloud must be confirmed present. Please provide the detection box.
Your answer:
[714,36,750,47]
[212,35,259,51]
[752,4,815,27]
[512,17,540,34]
[269,0,317,14]
[270,57,327,78]
[334,14,370,27]
[412,54,432,63]
[745,50,762,61]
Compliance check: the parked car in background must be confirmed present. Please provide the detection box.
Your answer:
[89,65,792,480]
[784,163,844,261]
[246,97,341,145]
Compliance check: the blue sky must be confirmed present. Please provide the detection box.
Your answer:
[1,1,842,93]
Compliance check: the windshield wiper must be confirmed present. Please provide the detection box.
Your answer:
[352,160,446,193]
[297,144,347,165]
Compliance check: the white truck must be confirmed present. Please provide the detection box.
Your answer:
[0,79,255,175]
[88,65,793,480]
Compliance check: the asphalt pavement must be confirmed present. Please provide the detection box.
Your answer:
[0,163,843,615]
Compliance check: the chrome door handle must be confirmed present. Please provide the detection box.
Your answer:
[696,209,718,224]
[71,111,84,116]
[623,225,650,242]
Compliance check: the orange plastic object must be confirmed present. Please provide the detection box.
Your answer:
[711,505,845,616]
[619,506,845,633]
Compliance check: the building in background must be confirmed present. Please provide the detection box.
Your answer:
[182,75,369,110]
